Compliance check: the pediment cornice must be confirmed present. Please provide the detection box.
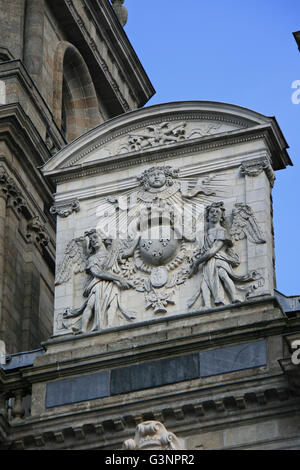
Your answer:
[42,101,291,183]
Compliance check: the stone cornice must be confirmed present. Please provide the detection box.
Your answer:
[0,104,55,204]
[52,0,155,114]
[63,0,127,112]
[16,297,286,384]
[62,111,249,169]
[44,125,284,185]
[42,101,291,182]
[84,0,155,106]
[1,374,296,450]
[53,148,269,204]
[0,60,66,151]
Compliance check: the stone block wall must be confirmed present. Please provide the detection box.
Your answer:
[0,0,152,145]
[0,156,55,353]
[0,0,26,60]
[0,0,154,353]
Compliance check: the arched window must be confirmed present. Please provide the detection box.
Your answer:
[53,41,102,142]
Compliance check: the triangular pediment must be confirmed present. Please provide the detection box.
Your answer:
[42,101,290,177]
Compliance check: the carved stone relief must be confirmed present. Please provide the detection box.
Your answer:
[79,118,240,166]
[0,166,51,249]
[120,120,229,154]
[55,165,266,335]
[123,421,185,450]
[126,121,187,152]
[0,166,29,214]
[187,121,222,138]
[187,201,265,309]
[240,157,275,187]
[26,216,50,248]
[50,199,80,218]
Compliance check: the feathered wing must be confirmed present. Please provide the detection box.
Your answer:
[230,203,266,244]
[55,237,88,285]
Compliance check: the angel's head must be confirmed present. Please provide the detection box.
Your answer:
[138,166,179,190]
[85,229,103,252]
[205,202,225,225]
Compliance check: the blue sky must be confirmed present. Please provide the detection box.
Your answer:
[124,0,300,296]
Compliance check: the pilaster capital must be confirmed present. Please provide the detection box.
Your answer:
[240,157,275,187]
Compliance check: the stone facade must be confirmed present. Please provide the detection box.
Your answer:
[0,1,300,453]
[0,0,154,354]
[43,102,286,337]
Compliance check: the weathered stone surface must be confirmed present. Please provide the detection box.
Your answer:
[111,354,199,395]
[46,370,110,408]
[123,420,185,450]
[42,338,268,408]
[41,101,290,338]
[0,0,299,454]
[199,340,267,377]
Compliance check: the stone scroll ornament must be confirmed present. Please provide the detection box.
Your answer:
[187,201,265,310]
[123,421,184,450]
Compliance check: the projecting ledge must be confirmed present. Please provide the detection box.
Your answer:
[28,296,287,374]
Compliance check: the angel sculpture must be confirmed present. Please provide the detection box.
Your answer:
[188,201,265,309]
[55,229,138,334]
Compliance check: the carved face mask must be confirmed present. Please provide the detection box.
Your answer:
[147,170,166,188]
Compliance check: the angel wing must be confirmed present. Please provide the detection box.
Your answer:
[230,203,266,244]
[55,237,88,285]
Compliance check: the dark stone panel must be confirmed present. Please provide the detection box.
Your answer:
[110,354,199,395]
[45,370,110,408]
[44,340,267,408]
[200,339,267,377]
